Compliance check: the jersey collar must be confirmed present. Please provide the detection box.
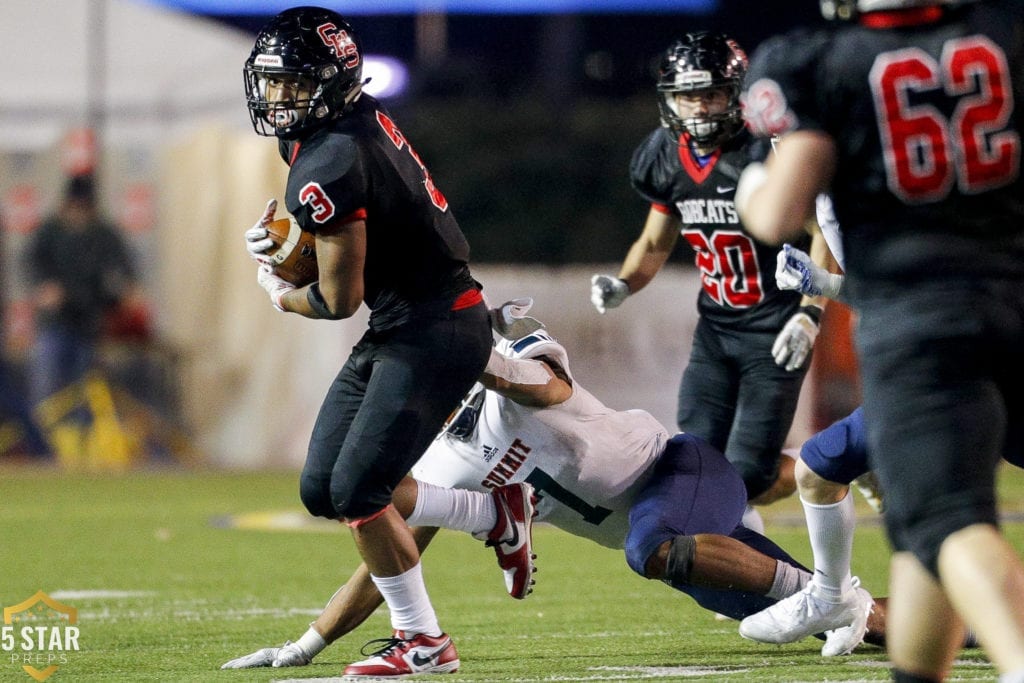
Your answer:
[678,132,721,184]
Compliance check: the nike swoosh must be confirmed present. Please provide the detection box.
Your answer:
[410,651,436,667]
[409,640,450,667]
[498,498,521,549]
[716,186,735,194]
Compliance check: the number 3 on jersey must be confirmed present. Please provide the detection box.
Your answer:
[870,36,1020,203]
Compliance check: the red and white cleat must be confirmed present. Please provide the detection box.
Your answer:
[343,630,459,678]
[486,482,538,599]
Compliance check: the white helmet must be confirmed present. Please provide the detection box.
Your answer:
[494,330,573,382]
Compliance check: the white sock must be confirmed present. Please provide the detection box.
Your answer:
[371,563,441,637]
[742,504,765,534]
[802,491,855,600]
[407,480,496,537]
[767,561,812,600]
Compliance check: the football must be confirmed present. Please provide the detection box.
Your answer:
[264,216,318,287]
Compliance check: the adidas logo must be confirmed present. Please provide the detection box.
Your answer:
[482,445,500,463]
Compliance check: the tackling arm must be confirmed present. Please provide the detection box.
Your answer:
[480,351,572,408]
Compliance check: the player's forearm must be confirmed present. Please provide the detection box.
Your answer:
[617,240,669,294]
[481,352,570,407]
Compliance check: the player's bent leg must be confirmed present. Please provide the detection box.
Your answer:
[624,433,747,577]
[938,525,1024,674]
[888,552,963,681]
[644,530,814,621]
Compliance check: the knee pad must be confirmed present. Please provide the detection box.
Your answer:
[299,475,339,519]
[663,535,697,585]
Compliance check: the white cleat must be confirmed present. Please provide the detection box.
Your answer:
[821,584,874,656]
[739,576,873,648]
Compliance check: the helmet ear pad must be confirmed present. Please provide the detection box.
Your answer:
[244,7,364,138]
[656,32,748,148]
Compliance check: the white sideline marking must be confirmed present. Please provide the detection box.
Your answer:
[49,590,156,600]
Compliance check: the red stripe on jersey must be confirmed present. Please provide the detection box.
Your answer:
[651,203,673,215]
[451,288,483,311]
[288,141,302,166]
[860,6,943,28]
[340,208,368,225]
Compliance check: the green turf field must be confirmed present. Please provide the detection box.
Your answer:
[2,464,1023,682]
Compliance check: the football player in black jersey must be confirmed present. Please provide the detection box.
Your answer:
[239,7,496,678]
[737,0,1024,679]
[590,33,833,511]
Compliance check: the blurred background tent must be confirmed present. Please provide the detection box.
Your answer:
[0,0,856,470]
[1,0,252,152]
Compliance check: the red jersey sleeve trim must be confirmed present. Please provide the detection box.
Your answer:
[651,203,673,215]
[339,208,368,225]
[451,288,484,311]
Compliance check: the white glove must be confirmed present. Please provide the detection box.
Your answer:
[772,308,820,371]
[273,641,315,667]
[590,274,630,314]
[490,297,544,340]
[219,641,312,669]
[775,244,844,300]
[245,199,278,263]
[258,264,295,311]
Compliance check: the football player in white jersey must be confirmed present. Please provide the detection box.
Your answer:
[223,300,886,670]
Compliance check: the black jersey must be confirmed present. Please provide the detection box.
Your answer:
[278,95,476,331]
[630,127,803,332]
[743,1,1024,298]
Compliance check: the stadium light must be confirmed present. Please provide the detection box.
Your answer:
[362,55,410,99]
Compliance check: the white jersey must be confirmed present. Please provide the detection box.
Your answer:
[412,332,669,549]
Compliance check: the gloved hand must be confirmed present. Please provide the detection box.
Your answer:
[590,274,630,314]
[775,244,844,299]
[220,641,313,669]
[273,641,315,667]
[490,297,544,340]
[245,199,278,263]
[258,264,295,311]
[772,307,820,371]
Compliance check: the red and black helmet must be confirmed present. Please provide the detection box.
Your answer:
[656,32,748,148]
[243,6,364,139]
